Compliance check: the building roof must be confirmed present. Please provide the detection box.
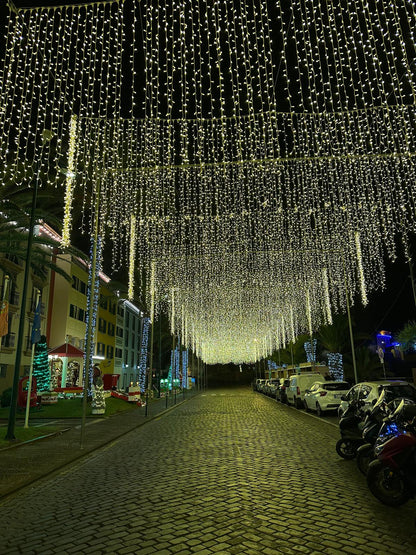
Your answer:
[48,343,85,357]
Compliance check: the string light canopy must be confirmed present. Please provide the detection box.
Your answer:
[1,0,416,363]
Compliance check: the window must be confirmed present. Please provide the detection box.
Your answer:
[116,326,123,338]
[109,301,116,315]
[99,294,108,310]
[115,348,123,359]
[72,276,87,295]
[70,304,86,322]
[96,342,105,357]
[107,345,114,359]
[117,305,124,317]
[108,323,115,336]
[98,318,107,333]
[0,364,6,378]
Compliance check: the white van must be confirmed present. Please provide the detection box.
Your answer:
[287,373,323,409]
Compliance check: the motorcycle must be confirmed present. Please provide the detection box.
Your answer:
[336,398,367,459]
[366,399,416,506]
[356,390,396,475]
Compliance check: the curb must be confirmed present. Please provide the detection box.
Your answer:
[0,427,72,452]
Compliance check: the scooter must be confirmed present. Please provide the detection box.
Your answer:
[356,390,394,475]
[336,398,367,459]
[366,399,416,507]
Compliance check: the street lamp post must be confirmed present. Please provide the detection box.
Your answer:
[6,168,41,440]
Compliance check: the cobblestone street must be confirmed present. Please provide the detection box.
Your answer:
[1,388,416,555]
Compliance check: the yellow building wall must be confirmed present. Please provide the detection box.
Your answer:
[96,282,117,375]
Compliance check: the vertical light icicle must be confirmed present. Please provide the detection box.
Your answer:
[306,289,313,337]
[61,114,77,248]
[355,231,368,306]
[289,305,295,343]
[171,287,175,335]
[150,259,156,324]
[322,268,333,325]
[128,214,136,300]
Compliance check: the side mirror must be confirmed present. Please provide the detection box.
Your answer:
[372,399,377,405]
[305,389,310,394]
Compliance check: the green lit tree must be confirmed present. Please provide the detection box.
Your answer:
[33,335,50,392]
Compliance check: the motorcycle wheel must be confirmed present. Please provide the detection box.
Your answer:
[356,444,374,475]
[336,439,357,460]
[366,460,410,507]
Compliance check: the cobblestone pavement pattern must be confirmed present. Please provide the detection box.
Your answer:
[1,388,416,555]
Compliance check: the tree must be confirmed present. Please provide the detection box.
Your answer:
[32,335,50,392]
[0,178,87,282]
[396,321,416,353]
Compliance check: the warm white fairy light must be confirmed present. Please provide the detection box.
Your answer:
[61,114,77,248]
[355,231,368,307]
[128,214,136,301]
[3,0,416,363]
[322,268,332,326]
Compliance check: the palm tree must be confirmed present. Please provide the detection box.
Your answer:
[0,172,86,282]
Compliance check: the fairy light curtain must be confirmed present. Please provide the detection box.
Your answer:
[2,0,416,363]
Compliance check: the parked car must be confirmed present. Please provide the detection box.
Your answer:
[277,378,291,403]
[338,380,416,417]
[264,378,280,397]
[303,381,351,416]
[255,379,266,392]
[286,372,323,408]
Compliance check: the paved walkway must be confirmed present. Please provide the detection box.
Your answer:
[1,388,416,554]
[0,392,190,498]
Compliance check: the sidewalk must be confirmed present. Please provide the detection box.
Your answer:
[0,391,194,500]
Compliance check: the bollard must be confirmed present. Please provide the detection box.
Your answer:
[166,390,168,409]
[174,389,177,405]
[145,392,149,417]
[183,388,185,401]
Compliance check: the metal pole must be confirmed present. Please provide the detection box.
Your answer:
[24,290,40,429]
[148,261,156,395]
[6,174,39,441]
[80,181,100,449]
[408,258,416,312]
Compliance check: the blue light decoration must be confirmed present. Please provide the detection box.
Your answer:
[138,317,150,392]
[267,360,278,371]
[84,236,101,396]
[169,344,181,388]
[182,349,188,389]
[304,340,317,363]
[327,352,343,381]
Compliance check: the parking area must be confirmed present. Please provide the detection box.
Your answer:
[1,387,416,554]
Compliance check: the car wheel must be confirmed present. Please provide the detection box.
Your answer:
[316,403,324,417]
[304,400,310,412]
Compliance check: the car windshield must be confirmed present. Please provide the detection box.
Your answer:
[323,382,350,391]
[382,384,416,401]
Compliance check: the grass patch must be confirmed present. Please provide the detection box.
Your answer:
[0,396,140,420]
[0,426,63,449]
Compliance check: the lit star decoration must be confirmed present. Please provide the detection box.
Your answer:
[2,0,416,364]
